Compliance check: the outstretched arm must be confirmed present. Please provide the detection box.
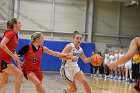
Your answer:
[43,46,70,58]
[80,51,92,63]
[109,38,138,69]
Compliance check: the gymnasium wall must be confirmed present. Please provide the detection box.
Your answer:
[18,0,140,51]
[16,39,95,73]
[19,0,86,33]
[93,1,140,51]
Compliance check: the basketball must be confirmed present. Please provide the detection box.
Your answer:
[91,54,103,66]
[133,54,140,64]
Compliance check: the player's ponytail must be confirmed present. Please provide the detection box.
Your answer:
[31,32,43,42]
[73,31,81,38]
[7,18,17,29]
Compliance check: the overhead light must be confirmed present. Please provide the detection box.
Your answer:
[124,0,139,7]
[131,0,139,5]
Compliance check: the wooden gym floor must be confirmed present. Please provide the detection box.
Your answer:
[1,72,139,93]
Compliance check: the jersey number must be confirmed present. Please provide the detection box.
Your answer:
[32,58,37,64]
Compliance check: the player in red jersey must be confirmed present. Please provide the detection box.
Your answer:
[109,35,140,92]
[0,18,23,93]
[18,32,70,93]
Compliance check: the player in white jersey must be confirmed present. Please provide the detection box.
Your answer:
[109,51,115,79]
[125,59,132,82]
[114,50,119,79]
[104,52,110,65]
[60,31,91,93]
[103,49,110,78]
[114,50,119,61]
[118,49,125,80]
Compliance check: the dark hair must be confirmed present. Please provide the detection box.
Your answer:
[7,18,17,29]
[97,51,101,56]
[73,31,81,38]
[104,49,109,54]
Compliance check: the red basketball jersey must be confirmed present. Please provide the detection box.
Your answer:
[0,29,18,64]
[22,44,43,71]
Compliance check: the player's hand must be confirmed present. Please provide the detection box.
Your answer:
[59,53,71,60]
[12,54,21,63]
[12,54,23,67]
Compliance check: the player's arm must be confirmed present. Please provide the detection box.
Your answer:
[43,46,70,59]
[0,37,17,59]
[80,51,92,63]
[17,44,29,68]
[109,38,138,69]
[18,44,29,57]
[115,38,138,65]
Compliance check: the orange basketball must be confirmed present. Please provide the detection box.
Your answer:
[91,54,103,66]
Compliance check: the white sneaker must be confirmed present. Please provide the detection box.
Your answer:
[122,77,125,80]
[118,76,121,80]
[110,76,113,79]
[125,78,129,82]
[114,75,118,80]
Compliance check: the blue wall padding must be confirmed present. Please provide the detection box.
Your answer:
[16,39,95,73]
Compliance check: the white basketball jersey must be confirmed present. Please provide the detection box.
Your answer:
[64,43,83,66]
[109,55,115,63]
[104,53,109,60]
[114,53,119,61]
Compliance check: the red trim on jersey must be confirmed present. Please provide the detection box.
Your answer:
[138,48,140,55]
[22,44,43,71]
[0,29,18,64]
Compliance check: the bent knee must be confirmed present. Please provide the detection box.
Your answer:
[15,71,23,78]
[80,78,88,84]
[35,82,42,87]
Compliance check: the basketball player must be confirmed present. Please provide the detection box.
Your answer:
[0,18,23,93]
[91,52,103,77]
[114,50,119,79]
[103,49,110,78]
[125,59,132,82]
[18,32,70,93]
[60,31,91,93]
[109,35,140,92]
[108,51,115,79]
[118,49,125,80]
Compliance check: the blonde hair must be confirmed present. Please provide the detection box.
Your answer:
[31,32,43,42]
